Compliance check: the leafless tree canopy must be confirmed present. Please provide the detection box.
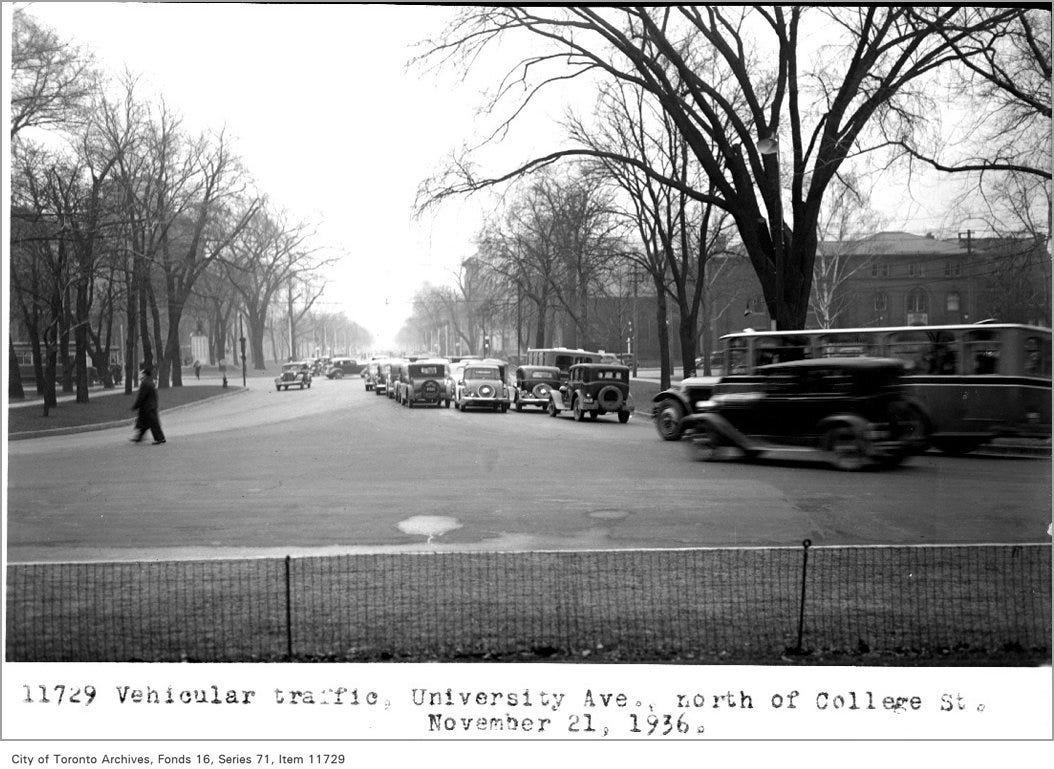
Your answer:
[416,6,1030,329]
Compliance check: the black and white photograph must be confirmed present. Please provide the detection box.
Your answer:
[2,1,1052,758]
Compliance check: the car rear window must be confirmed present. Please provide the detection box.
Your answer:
[464,367,500,380]
[410,365,445,376]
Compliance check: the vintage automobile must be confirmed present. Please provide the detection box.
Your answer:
[366,358,389,394]
[652,375,722,440]
[274,361,312,391]
[386,359,408,400]
[680,358,929,471]
[547,363,634,423]
[396,359,452,408]
[325,357,363,379]
[453,362,509,412]
[511,365,563,412]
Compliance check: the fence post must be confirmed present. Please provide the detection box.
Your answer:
[790,539,812,656]
[285,555,293,660]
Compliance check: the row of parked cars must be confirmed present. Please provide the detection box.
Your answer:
[362,356,636,423]
[274,357,366,390]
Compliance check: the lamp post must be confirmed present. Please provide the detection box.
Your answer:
[757,134,782,331]
[239,315,247,388]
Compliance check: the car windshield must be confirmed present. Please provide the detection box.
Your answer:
[464,367,500,380]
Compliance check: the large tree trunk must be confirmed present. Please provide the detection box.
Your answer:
[74,282,90,403]
[9,335,25,400]
[654,277,672,390]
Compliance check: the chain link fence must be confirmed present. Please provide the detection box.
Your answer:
[6,544,1050,662]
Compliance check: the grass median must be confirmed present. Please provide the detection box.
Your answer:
[7,385,238,436]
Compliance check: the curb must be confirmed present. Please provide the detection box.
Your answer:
[7,387,249,441]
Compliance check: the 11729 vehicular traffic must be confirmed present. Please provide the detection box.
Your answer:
[681,357,929,470]
[547,363,634,423]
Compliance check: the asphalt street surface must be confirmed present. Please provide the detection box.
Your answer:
[7,376,1051,562]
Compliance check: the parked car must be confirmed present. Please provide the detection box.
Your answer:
[397,359,452,408]
[453,362,509,412]
[274,361,312,391]
[547,363,634,423]
[325,357,363,379]
[364,357,387,392]
[511,365,563,412]
[652,376,723,440]
[680,357,929,470]
[386,359,408,400]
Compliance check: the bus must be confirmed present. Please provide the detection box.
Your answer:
[718,323,1052,454]
[525,347,605,378]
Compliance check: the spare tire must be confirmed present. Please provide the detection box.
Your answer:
[597,385,624,411]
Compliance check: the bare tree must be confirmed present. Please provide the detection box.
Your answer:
[417,6,1020,329]
[221,205,315,369]
[10,7,96,137]
[809,175,885,328]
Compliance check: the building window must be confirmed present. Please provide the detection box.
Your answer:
[907,288,928,314]
[874,293,888,312]
[908,263,925,278]
[944,261,962,277]
[871,262,889,278]
[946,292,960,312]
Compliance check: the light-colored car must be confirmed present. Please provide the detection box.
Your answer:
[274,361,312,391]
[453,362,509,412]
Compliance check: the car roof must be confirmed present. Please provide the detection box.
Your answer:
[518,365,561,372]
[758,357,906,372]
[570,363,630,372]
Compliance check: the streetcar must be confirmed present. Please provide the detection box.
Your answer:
[718,323,1052,454]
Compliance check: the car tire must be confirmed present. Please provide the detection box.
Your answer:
[572,399,585,422]
[547,399,558,418]
[826,426,868,471]
[654,400,685,441]
[500,403,509,413]
[617,410,630,424]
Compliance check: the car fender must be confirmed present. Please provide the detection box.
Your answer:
[549,389,570,410]
[684,412,760,453]
[652,388,692,414]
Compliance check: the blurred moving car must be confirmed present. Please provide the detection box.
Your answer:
[325,357,364,379]
[652,376,723,441]
[547,363,634,423]
[453,362,509,412]
[681,358,929,471]
[274,361,313,391]
[511,365,562,412]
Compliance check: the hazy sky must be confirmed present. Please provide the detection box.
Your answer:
[11,3,971,349]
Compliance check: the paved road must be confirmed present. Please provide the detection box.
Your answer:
[6,376,1051,562]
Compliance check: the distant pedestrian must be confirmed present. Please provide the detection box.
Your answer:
[130,364,166,444]
[193,360,202,380]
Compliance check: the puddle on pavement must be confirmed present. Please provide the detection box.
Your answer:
[588,510,629,521]
[397,515,462,543]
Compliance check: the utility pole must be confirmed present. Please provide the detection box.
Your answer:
[958,229,973,322]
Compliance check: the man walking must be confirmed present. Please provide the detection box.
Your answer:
[130,364,166,444]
